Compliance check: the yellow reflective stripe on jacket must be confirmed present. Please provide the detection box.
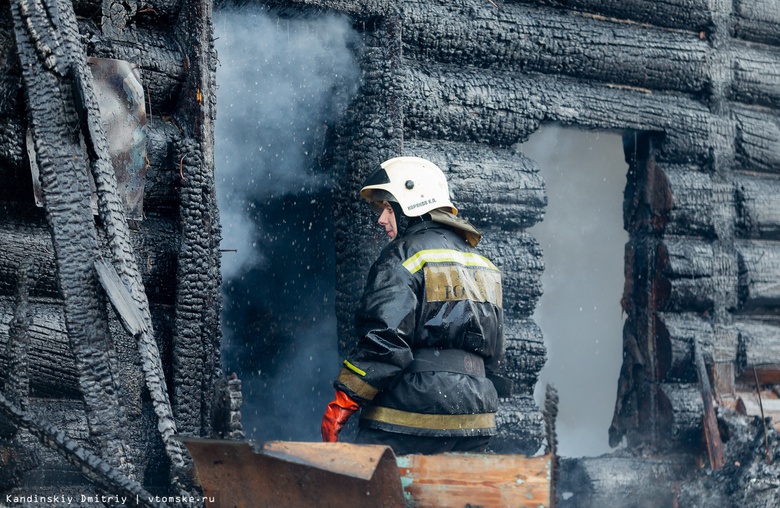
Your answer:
[343,359,366,377]
[402,249,498,275]
[337,367,379,401]
[361,406,496,430]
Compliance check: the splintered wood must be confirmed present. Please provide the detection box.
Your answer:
[396,452,553,508]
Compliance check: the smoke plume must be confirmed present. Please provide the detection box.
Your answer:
[214,7,360,441]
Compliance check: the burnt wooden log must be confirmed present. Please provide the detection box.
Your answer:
[736,172,780,240]
[736,319,780,384]
[558,455,693,508]
[736,240,780,311]
[144,116,184,213]
[170,0,223,438]
[73,0,184,27]
[522,0,713,32]
[401,1,709,94]
[656,312,715,383]
[0,300,79,398]
[492,393,545,455]
[0,217,179,304]
[734,106,780,174]
[0,297,175,411]
[732,43,780,110]
[502,318,546,395]
[692,337,725,469]
[259,0,714,32]
[659,382,703,446]
[403,62,716,164]
[624,160,715,237]
[654,239,715,312]
[734,0,780,46]
[404,140,546,230]
[4,261,31,410]
[332,21,405,354]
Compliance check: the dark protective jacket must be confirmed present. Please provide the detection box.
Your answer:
[334,218,504,437]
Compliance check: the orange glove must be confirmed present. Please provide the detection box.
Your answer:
[321,390,359,442]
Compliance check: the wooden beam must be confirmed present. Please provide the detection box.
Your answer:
[693,339,725,469]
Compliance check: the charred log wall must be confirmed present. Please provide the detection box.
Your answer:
[253,0,780,459]
[0,0,222,499]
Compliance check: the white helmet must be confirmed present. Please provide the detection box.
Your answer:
[359,156,457,217]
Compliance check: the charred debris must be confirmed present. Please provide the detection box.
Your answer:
[1,0,780,507]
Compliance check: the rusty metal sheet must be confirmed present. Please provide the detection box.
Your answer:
[181,438,405,508]
[28,57,147,219]
[396,452,554,508]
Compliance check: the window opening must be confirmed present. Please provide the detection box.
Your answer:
[523,126,629,457]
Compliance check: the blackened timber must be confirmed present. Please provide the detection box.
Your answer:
[658,382,703,445]
[333,20,404,355]
[736,320,780,380]
[10,0,133,476]
[735,172,780,239]
[734,0,780,46]
[403,140,546,230]
[656,313,714,383]
[0,217,179,303]
[655,239,715,312]
[73,0,183,27]
[84,24,186,116]
[557,455,693,508]
[251,0,393,17]
[501,318,546,395]
[480,229,544,318]
[402,62,715,163]
[401,1,709,94]
[0,299,79,398]
[5,261,31,410]
[0,393,167,508]
[736,240,780,310]
[629,163,716,237]
[732,107,779,174]
[692,337,726,469]
[143,117,185,213]
[492,394,544,455]
[732,43,780,110]
[171,0,223,438]
[516,0,713,32]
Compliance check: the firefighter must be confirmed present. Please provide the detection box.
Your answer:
[321,156,506,455]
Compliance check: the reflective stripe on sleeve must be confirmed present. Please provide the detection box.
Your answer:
[337,367,379,401]
[361,406,496,430]
[344,359,366,376]
[402,249,498,275]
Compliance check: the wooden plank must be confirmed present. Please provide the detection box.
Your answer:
[735,390,780,433]
[396,453,553,508]
[693,339,725,469]
[94,258,145,337]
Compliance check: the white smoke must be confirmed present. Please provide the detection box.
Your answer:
[524,126,628,458]
[214,7,360,441]
[214,8,360,279]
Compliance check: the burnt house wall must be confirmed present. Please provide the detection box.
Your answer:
[253,0,780,456]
